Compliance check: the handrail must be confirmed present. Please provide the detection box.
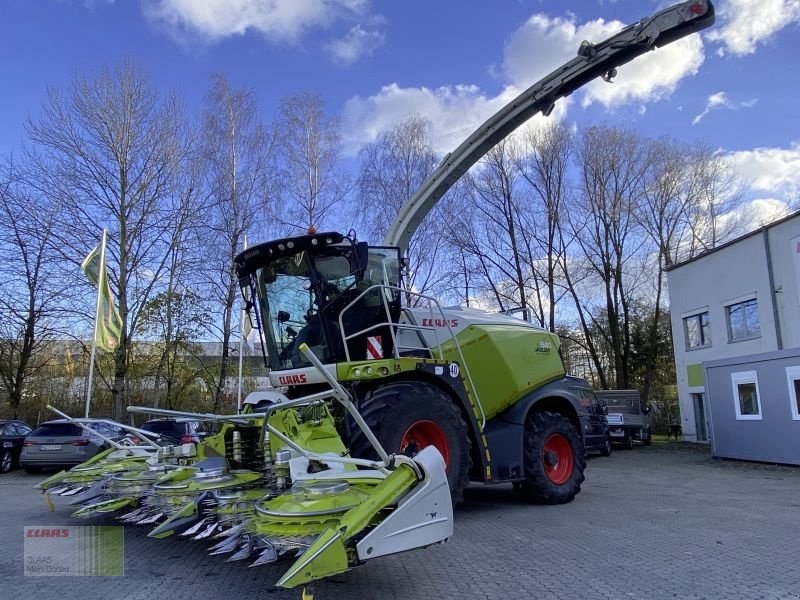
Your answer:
[337,284,486,428]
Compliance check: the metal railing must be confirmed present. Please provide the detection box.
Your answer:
[337,284,485,428]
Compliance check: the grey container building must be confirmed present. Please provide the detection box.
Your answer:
[703,348,800,465]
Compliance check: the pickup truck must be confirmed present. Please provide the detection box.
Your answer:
[594,390,652,449]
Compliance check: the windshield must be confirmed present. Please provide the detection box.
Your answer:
[255,250,334,370]
[31,423,86,437]
[603,396,641,410]
[248,239,403,372]
[141,421,188,435]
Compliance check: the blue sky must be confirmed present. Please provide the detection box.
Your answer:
[2,0,799,219]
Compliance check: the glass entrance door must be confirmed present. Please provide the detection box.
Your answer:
[692,393,708,442]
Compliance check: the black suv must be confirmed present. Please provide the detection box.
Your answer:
[0,419,34,473]
[136,419,209,445]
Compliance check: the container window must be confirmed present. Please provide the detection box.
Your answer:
[787,366,800,421]
[731,370,762,421]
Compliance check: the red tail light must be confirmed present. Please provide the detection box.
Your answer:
[180,435,194,445]
[23,440,33,447]
[688,1,707,15]
[71,439,90,446]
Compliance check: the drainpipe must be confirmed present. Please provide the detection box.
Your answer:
[763,228,783,350]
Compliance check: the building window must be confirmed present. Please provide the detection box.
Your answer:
[725,298,760,342]
[731,370,762,420]
[683,312,711,349]
[787,366,800,421]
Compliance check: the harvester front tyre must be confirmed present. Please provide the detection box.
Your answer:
[348,382,471,504]
[520,411,585,504]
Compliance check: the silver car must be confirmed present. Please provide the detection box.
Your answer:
[20,420,122,474]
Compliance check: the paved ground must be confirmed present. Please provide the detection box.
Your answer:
[2,444,799,600]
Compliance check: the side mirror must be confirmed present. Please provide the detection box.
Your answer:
[353,242,369,280]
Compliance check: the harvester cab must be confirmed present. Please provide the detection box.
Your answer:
[240,232,402,372]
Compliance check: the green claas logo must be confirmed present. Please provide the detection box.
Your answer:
[535,341,553,353]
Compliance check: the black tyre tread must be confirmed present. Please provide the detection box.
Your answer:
[600,436,612,457]
[347,381,472,505]
[520,411,586,505]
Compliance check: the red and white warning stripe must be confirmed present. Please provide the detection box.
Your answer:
[366,336,383,360]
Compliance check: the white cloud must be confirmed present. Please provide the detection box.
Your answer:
[692,91,758,125]
[708,0,800,56]
[325,25,384,65]
[143,0,370,44]
[717,198,791,238]
[725,143,800,199]
[503,13,706,109]
[343,9,702,155]
[502,14,620,87]
[342,83,570,156]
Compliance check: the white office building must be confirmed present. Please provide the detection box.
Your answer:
[666,211,800,450]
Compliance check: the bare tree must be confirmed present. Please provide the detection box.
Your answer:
[200,73,276,412]
[276,91,349,232]
[0,160,71,418]
[358,115,447,303]
[685,143,745,253]
[570,125,650,389]
[452,140,534,315]
[25,59,194,419]
[634,137,697,403]
[516,122,575,330]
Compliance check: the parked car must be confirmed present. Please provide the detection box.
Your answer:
[20,420,122,473]
[0,419,34,473]
[133,419,209,445]
[595,389,652,449]
[569,378,612,457]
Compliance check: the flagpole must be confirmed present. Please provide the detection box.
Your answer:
[237,234,248,414]
[84,229,107,418]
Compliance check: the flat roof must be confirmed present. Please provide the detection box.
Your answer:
[666,210,800,272]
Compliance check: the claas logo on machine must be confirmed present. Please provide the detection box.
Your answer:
[421,318,458,328]
[278,374,308,385]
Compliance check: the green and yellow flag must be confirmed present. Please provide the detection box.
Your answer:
[81,242,123,352]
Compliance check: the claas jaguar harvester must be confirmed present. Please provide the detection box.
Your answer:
[34,1,714,593]
[235,0,716,505]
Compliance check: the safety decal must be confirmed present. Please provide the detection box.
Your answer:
[366,336,383,360]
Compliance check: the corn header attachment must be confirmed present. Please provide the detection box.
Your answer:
[35,345,452,589]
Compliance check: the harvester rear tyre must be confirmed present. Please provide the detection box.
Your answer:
[519,411,585,504]
[348,381,471,504]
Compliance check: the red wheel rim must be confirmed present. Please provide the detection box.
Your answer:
[541,433,574,485]
[400,420,450,468]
